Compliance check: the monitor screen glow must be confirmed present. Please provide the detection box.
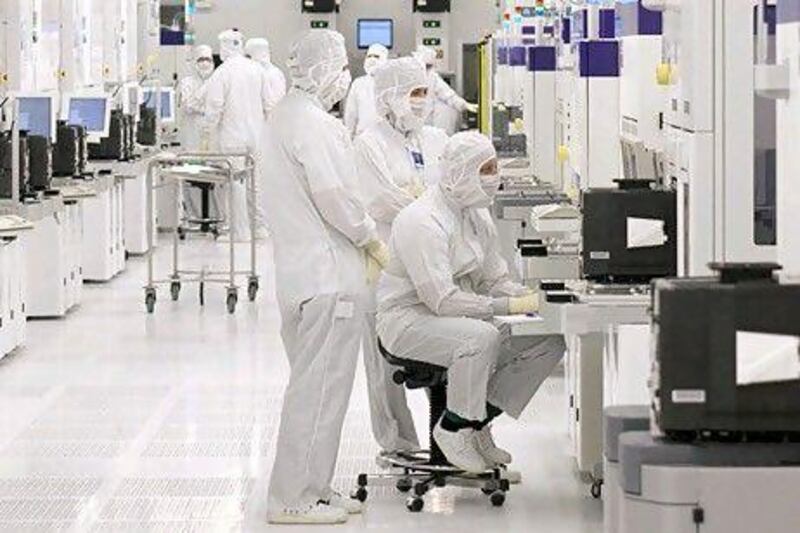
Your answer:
[68,97,108,133]
[357,19,393,49]
[18,97,53,140]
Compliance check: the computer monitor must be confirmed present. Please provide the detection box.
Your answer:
[141,87,176,123]
[16,93,57,142]
[357,19,393,50]
[62,92,112,142]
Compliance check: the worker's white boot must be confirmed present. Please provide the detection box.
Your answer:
[474,425,513,465]
[267,502,348,525]
[433,422,489,473]
[325,491,365,514]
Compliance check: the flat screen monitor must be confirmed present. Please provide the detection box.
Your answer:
[357,19,393,49]
[142,87,176,123]
[62,93,112,141]
[17,94,56,142]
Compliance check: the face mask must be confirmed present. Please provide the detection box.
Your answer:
[480,173,501,199]
[409,96,427,118]
[197,61,214,78]
[364,57,381,75]
[318,69,352,111]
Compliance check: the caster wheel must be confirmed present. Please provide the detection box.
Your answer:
[482,479,499,495]
[226,291,238,314]
[353,487,368,503]
[499,479,510,492]
[590,480,603,499]
[413,483,428,497]
[170,282,181,301]
[247,278,259,302]
[145,290,156,314]
[396,478,413,493]
[357,474,368,488]
[406,497,424,513]
[490,491,506,507]
[433,476,446,488]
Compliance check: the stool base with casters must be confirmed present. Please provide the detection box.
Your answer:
[354,341,511,512]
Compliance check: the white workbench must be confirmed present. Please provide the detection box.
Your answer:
[499,286,652,487]
[0,215,33,359]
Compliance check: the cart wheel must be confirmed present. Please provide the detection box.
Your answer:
[170,282,181,301]
[353,487,368,503]
[247,278,259,302]
[199,282,205,306]
[406,497,424,513]
[490,491,506,507]
[145,290,156,314]
[226,291,238,314]
[413,483,428,497]
[178,228,186,241]
[590,480,603,499]
[396,478,413,493]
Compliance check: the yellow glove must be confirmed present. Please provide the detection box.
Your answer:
[366,255,383,285]
[365,240,390,269]
[465,102,479,114]
[508,293,540,315]
[405,181,425,199]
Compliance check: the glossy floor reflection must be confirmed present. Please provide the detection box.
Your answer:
[0,238,602,532]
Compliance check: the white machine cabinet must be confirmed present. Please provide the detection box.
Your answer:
[617,432,800,533]
[0,219,31,359]
[17,198,77,318]
[80,173,126,282]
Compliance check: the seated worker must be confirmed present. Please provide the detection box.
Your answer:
[376,131,566,473]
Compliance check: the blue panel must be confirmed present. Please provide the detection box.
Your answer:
[616,0,663,36]
[509,46,527,66]
[778,0,800,23]
[599,8,616,38]
[498,46,509,65]
[528,46,557,72]
[578,40,620,77]
[522,25,536,35]
[562,17,572,44]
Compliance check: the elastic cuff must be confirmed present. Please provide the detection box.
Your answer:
[491,297,510,316]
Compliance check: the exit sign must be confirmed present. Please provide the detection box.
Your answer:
[422,38,441,46]
[422,20,442,28]
[310,20,329,28]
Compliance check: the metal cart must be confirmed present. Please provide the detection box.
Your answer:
[144,152,259,314]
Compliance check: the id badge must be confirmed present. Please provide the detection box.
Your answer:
[409,149,425,170]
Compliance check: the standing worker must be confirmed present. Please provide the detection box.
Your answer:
[178,44,218,220]
[263,29,388,525]
[344,43,389,138]
[203,29,271,241]
[245,37,288,237]
[354,57,449,456]
[414,44,479,135]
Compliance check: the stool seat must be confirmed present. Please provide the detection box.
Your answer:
[378,340,446,390]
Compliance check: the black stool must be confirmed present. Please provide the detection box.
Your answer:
[353,340,510,512]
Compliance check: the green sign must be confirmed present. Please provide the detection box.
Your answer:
[311,20,329,28]
[422,38,441,46]
[423,20,442,29]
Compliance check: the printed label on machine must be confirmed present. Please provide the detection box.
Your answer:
[671,389,707,404]
[590,251,611,260]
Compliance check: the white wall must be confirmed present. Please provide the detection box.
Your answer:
[190,0,498,91]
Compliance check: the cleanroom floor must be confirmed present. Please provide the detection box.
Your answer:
[0,238,602,532]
